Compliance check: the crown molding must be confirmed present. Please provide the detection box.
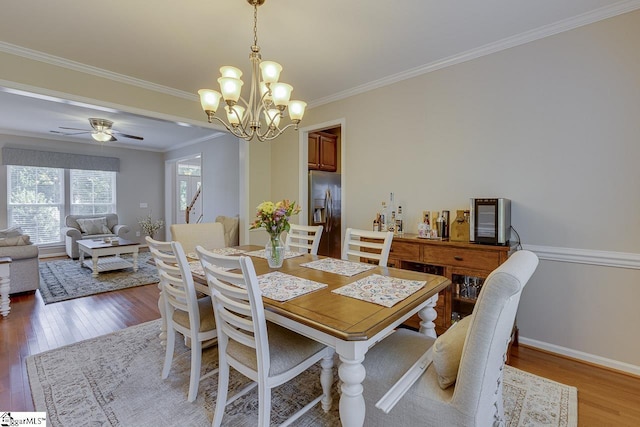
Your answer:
[0,41,197,102]
[522,244,640,270]
[308,0,640,108]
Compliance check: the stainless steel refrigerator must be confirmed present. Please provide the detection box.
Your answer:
[309,170,342,258]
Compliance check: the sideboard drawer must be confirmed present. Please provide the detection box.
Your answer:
[389,241,420,262]
[423,246,501,270]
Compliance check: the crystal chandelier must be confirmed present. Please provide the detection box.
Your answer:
[198,0,306,142]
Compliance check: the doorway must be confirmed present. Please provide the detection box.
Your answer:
[176,155,202,224]
[304,124,344,258]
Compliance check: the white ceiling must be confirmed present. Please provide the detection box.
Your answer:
[0,0,638,151]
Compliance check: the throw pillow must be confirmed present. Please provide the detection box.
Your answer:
[76,217,111,235]
[432,314,473,389]
[0,234,31,246]
[0,225,23,238]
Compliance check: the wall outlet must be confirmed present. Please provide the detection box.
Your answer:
[136,231,141,237]
[140,202,148,208]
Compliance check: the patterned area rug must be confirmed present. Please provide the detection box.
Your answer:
[27,320,577,426]
[38,252,159,304]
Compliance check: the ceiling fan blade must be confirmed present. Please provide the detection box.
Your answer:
[59,126,91,131]
[112,131,144,140]
[50,130,91,136]
[109,136,118,142]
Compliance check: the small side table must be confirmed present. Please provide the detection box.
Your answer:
[0,257,12,317]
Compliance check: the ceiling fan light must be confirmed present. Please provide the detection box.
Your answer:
[92,131,112,142]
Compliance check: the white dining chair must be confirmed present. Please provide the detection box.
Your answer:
[342,228,394,267]
[196,245,335,427]
[285,223,324,255]
[360,250,539,426]
[170,222,225,256]
[149,238,218,402]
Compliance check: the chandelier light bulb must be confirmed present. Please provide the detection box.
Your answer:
[217,77,244,103]
[198,89,222,113]
[259,61,282,84]
[288,100,307,121]
[220,66,243,79]
[265,109,281,128]
[225,105,245,125]
[271,83,293,107]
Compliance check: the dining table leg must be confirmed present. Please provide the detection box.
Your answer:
[417,294,439,338]
[336,341,368,427]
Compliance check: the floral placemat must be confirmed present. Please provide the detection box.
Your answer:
[188,261,235,276]
[300,258,376,277]
[186,247,246,259]
[332,274,426,307]
[244,249,304,260]
[256,271,327,302]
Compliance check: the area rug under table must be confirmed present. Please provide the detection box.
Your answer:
[38,252,159,304]
[26,319,578,427]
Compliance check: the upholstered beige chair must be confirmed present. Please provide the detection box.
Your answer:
[170,222,225,256]
[342,228,393,267]
[147,237,217,403]
[360,250,539,426]
[196,246,335,427]
[285,223,323,255]
[215,215,239,247]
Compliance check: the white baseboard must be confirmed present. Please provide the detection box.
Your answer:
[519,336,640,377]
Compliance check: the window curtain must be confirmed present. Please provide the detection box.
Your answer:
[1,147,120,172]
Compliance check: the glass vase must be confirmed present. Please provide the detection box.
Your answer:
[265,233,285,269]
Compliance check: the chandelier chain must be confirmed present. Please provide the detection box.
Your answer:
[253,2,259,47]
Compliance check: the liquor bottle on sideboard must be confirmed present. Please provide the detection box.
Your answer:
[380,201,388,232]
[386,192,396,232]
[389,210,397,234]
[396,206,404,235]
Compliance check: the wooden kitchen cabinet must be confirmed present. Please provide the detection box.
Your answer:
[385,235,514,335]
[308,131,337,172]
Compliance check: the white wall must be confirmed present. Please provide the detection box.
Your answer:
[269,10,640,373]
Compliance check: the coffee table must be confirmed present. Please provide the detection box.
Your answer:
[77,238,140,277]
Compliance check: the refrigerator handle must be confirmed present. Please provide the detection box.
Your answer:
[325,188,332,232]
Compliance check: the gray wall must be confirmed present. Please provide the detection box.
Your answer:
[164,133,241,226]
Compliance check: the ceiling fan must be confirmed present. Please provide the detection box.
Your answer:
[50,118,144,142]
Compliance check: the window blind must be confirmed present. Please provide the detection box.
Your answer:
[2,147,120,172]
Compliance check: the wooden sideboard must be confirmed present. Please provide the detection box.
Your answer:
[383,235,514,335]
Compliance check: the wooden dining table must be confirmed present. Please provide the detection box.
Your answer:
[183,245,451,427]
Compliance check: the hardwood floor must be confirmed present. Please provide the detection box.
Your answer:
[2,285,640,426]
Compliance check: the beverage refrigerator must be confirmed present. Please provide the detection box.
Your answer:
[308,170,342,258]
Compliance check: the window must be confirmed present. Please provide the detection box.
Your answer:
[7,166,64,245]
[7,166,117,245]
[70,169,116,215]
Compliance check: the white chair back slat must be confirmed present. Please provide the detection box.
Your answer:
[342,228,394,267]
[285,224,324,255]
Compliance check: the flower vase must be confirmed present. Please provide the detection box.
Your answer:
[265,233,285,268]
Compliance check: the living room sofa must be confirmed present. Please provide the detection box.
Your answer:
[62,214,130,259]
[0,227,40,294]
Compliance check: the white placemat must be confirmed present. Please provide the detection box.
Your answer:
[256,271,327,302]
[300,258,376,277]
[244,249,304,260]
[188,261,235,276]
[332,274,426,307]
[186,247,246,259]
